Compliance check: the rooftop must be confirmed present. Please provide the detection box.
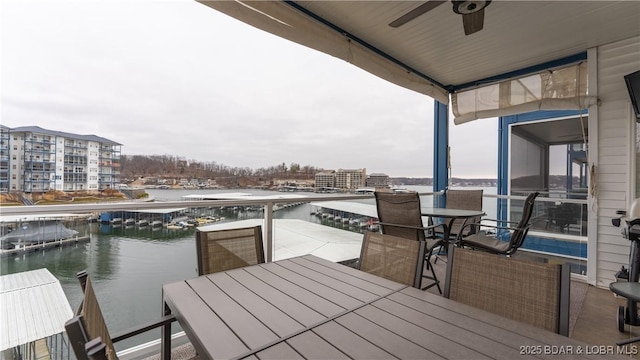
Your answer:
[0,268,73,351]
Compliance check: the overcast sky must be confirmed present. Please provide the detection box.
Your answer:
[1,0,498,178]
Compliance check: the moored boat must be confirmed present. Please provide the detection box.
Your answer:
[150,220,163,227]
[0,220,79,249]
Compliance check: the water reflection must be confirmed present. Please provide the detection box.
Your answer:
[1,222,199,350]
[0,187,424,351]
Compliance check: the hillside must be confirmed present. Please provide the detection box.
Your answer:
[119,154,577,190]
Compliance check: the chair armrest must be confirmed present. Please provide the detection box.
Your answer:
[457,222,529,239]
[111,314,176,343]
[480,218,521,225]
[85,337,109,360]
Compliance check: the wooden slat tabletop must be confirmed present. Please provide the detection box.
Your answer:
[163,254,621,360]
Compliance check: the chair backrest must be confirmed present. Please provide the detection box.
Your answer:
[65,273,118,360]
[196,225,265,276]
[444,246,570,335]
[374,191,425,241]
[508,191,540,251]
[445,189,483,211]
[445,189,483,236]
[359,231,425,288]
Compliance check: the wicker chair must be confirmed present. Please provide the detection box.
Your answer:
[359,231,426,288]
[196,225,265,276]
[65,271,177,360]
[444,246,570,336]
[458,191,539,256]
[374,191,447,293]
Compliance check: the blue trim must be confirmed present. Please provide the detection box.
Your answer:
[522,235,588,259]
[433,100,448,208]
[497,109,586,222]
[500,110,584,125]
[451,53,587,92]
[497,117,509,222]
[493,232,587,259]
[497,117,509,196]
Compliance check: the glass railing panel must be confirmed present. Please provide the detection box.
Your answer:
[497,193,588,277]
[270,196,369,265]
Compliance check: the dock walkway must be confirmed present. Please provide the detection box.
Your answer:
[0,235,90,257]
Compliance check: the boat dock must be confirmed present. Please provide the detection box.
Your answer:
[0,234,90,257]
[0,269,73,359]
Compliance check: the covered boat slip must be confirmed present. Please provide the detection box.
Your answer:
[0,213,88,238]
[0,269,73,358]
[311,200,378,219]
[182,193,307,201]
[99,207,189,225]
[0,214,89,255]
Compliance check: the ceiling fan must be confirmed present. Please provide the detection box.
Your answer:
[389,0,492,36]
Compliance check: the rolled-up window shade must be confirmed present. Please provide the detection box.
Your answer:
[452,62,596,125]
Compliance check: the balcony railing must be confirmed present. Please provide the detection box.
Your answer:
[1,191,587,264]
[0,189,594,359]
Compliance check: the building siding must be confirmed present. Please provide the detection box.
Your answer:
[595,36,640,287]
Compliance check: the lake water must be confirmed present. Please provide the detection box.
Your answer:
[0,185,496,351]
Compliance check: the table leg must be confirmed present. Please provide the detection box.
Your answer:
[161,302,172,360]
[443,242,456,298]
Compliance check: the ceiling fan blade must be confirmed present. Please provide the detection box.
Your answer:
[461,8,485,35]
[389,1,446,28]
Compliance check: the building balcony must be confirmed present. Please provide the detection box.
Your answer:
[0,191,631,359]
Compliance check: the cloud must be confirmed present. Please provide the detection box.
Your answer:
[1,0,497,178]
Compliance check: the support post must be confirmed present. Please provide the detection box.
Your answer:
[433,100,449,208]
[263,202,274,262]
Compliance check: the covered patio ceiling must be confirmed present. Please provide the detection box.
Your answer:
[198,1,640,106]
[512,116,588,146]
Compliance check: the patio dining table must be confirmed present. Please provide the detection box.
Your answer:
[421,207,486,242]
[161,254,611,360]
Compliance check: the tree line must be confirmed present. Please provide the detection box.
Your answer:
[119,154,321,182]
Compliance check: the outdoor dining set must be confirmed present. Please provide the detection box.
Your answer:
[64,189,611,360]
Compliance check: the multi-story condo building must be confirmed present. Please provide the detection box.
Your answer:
[314,171,335,190]
[0,125,10,193]
[5,126,121,192]
[315,169,368,191]
[366,173,389,187]
[335,168,366,190]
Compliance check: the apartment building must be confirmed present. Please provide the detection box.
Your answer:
[0,125,10,192]
[315,168,366,192]
[365,173,389,187]
[335,168,366,190]
[314,171,335,190]
[4,126,121,192]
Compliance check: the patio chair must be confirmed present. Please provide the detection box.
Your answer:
[458,191,539,256]
[65,271,177,360]
[432,189,483,240]
[374,190,448,293]
[196,225,265,276]
[546,202,581,232]
[610,281,640,346]
[444,245,570,336]
[358,231,425,288]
